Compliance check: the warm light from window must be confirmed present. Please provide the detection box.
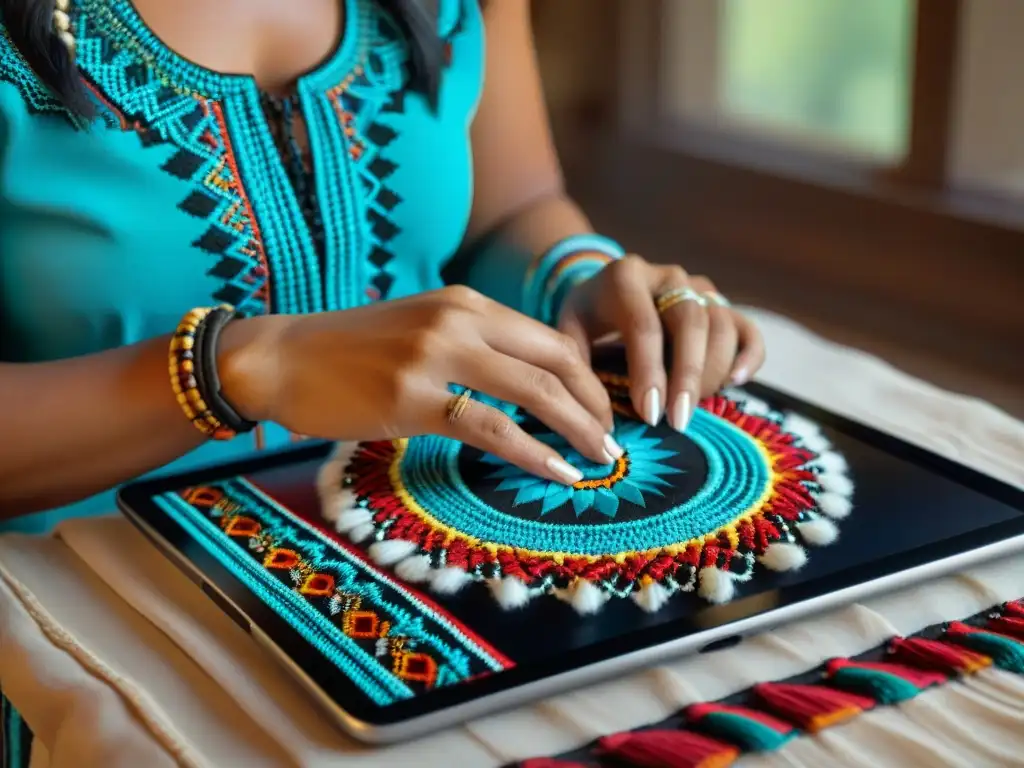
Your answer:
[717,0,914,159]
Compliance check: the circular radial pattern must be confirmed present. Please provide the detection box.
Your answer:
[318,383,855,614]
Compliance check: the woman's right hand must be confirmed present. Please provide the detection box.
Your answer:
[218,286,620,485]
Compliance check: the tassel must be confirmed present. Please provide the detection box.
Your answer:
[519,760,591,768]
[944,622,1024,673]
[796,517,839,546]
[430,566,473,595]
[489,576,532,610]
[686,702,797,752]
[753,682,875,733]
[698,567,735,604]
[597,730,739,768]
[888,636,992,676]
[987,615,1024,641]
[825,658,946,704]
[758,542,807,572]
[569,580,609,615]
[368,539,418,566]
[633,581,672,613]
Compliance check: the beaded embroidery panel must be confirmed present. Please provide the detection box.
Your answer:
[155,474,513,706]
[318,369,856,615]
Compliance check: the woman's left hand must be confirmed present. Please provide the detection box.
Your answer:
[557,255,766,432]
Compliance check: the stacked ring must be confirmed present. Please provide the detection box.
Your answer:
[702,291,731,308]
[447,388,473,424]
[655,286,707,314]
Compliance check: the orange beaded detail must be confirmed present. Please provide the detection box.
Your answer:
[169,306,237,441]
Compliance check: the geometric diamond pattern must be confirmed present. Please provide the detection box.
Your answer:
[327,15,410,303]
[74,14,272,316]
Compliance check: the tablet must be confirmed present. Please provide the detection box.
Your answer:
[117,349,1024,744]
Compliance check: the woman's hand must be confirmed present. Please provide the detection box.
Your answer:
[557,256,765,431]
[218,286,618,485]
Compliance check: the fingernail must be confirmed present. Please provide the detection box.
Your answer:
[546,456,583,486]
[671,392,692,433]
[731,367,749,386]
[604,434,624,462]
[643,388,661,426]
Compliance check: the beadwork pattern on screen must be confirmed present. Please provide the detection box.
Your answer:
[318,374,855,615]
[153,479,513,706]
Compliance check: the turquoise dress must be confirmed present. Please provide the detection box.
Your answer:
[0,0,484,534]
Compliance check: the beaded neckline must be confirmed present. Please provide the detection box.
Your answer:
[74,0,362,99]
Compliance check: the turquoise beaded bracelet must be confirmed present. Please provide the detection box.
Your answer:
[523,233,626,325]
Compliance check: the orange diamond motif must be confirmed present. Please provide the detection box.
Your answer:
[395,652,437,687]
[264,549,300,570]
[300,573,336,597]
[225,516,261,537]
[344,611,381,639]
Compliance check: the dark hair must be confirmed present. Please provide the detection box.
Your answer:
[0,0,444,118]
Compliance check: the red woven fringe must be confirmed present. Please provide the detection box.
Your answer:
[888,636,992,675]
[1001,600,1024,618]
[988,615,1024,641]
[753,682,875,733]
[519,760,591,768]
[597,730,739,768]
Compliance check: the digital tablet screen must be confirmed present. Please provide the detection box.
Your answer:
[121,363,1024,726]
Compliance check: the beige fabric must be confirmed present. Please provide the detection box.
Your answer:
[1,309,1023,767]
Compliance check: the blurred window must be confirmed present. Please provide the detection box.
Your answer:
[661,0,915,161]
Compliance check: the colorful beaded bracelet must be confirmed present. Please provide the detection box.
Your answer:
[523,233,626,325]
[169,306,237,441]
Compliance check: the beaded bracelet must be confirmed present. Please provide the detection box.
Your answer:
[522,233,626,325]
[196,306,257,435]
[169,305,253,441]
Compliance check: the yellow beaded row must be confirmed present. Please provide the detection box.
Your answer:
[169,307,236,441]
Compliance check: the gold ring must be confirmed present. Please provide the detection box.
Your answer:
[655,286,707,314]
[447,388,473,424]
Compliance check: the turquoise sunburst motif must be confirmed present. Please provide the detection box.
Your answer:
[479,420,682,519]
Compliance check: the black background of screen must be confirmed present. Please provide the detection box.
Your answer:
[119,380,1024,726]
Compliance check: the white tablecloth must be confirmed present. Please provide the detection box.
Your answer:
[1,309,1023,768]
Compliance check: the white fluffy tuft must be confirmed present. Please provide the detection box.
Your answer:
[430,567,473,595]
[334,508,372,534]
[489,577,532,610]
[349,523,376,543]
[816,492,853,520]
[368,539,418,567]
[814,451,850,475]
[569,581,609,615]
[818,472,855,496]
[758,542,808,571]
[797,517,840,546]
[632,582,671,613]
[394,554,433,583]
[698,567,735,604]
[316,442,361,521]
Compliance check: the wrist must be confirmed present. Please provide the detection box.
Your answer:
[217,314,289,425]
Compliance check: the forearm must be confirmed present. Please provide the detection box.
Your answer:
[459,192,599,313]
[0,335,204,518]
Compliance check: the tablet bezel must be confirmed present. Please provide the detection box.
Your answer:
[116,382,1024,738]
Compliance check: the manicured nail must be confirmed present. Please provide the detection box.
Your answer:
[643,388,661,426]
[671,392,692,433]
[604,434,624,462]
[731,367,749,386]
[546,456,583,485]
